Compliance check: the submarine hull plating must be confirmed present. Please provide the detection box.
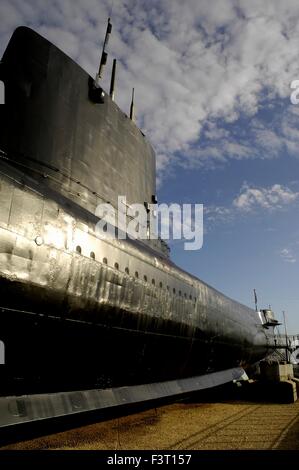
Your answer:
[0,27,273,396]
[0,166,268,395]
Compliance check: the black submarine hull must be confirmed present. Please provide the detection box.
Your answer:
[0,160,270,395]
[0,27,274,396]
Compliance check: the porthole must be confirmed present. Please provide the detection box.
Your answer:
[35,236,43,246]
[76,245,82,254]
[114,262,119,270]
[135,271,139,278]
[125,267,129,275]
[152,279,155,285]
[144,275,147,282]
[159,281,163,288]
[90,251,95,260]
[103,257,108,264]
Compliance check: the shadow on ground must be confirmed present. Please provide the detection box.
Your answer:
[184,380,297,405]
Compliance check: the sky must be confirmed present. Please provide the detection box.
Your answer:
[0,0,299,333]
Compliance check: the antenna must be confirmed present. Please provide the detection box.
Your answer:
[109,59,117,101]
[97,18,112,82]
[130,88,135,121]
[253,289,258,312]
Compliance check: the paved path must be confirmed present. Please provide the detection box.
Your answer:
[3,398,299,450]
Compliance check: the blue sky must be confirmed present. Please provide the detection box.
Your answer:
[1,0,299,332]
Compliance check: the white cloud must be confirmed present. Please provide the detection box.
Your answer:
[280,248,296,263]
[254,129,284,156]
[203,182,299,233]
[233,183,299,212]
[204,205,233,232]
[1,0,299,180]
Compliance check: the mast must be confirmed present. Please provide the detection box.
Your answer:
[130,88,135,121]
[97,17,112,81]
[109,59,117,101]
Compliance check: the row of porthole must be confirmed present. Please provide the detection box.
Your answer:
[76,245,197,303]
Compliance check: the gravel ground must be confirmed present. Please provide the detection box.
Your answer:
[2,392,299,450]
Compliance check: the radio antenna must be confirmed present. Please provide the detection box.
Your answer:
[130,88,135,121]
[109,59,117,101]
[96,18,112,83]
[253,288,258,312]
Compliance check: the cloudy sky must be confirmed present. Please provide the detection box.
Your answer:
[1,0,299,333]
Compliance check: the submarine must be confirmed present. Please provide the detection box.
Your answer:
[0,23,280,422]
